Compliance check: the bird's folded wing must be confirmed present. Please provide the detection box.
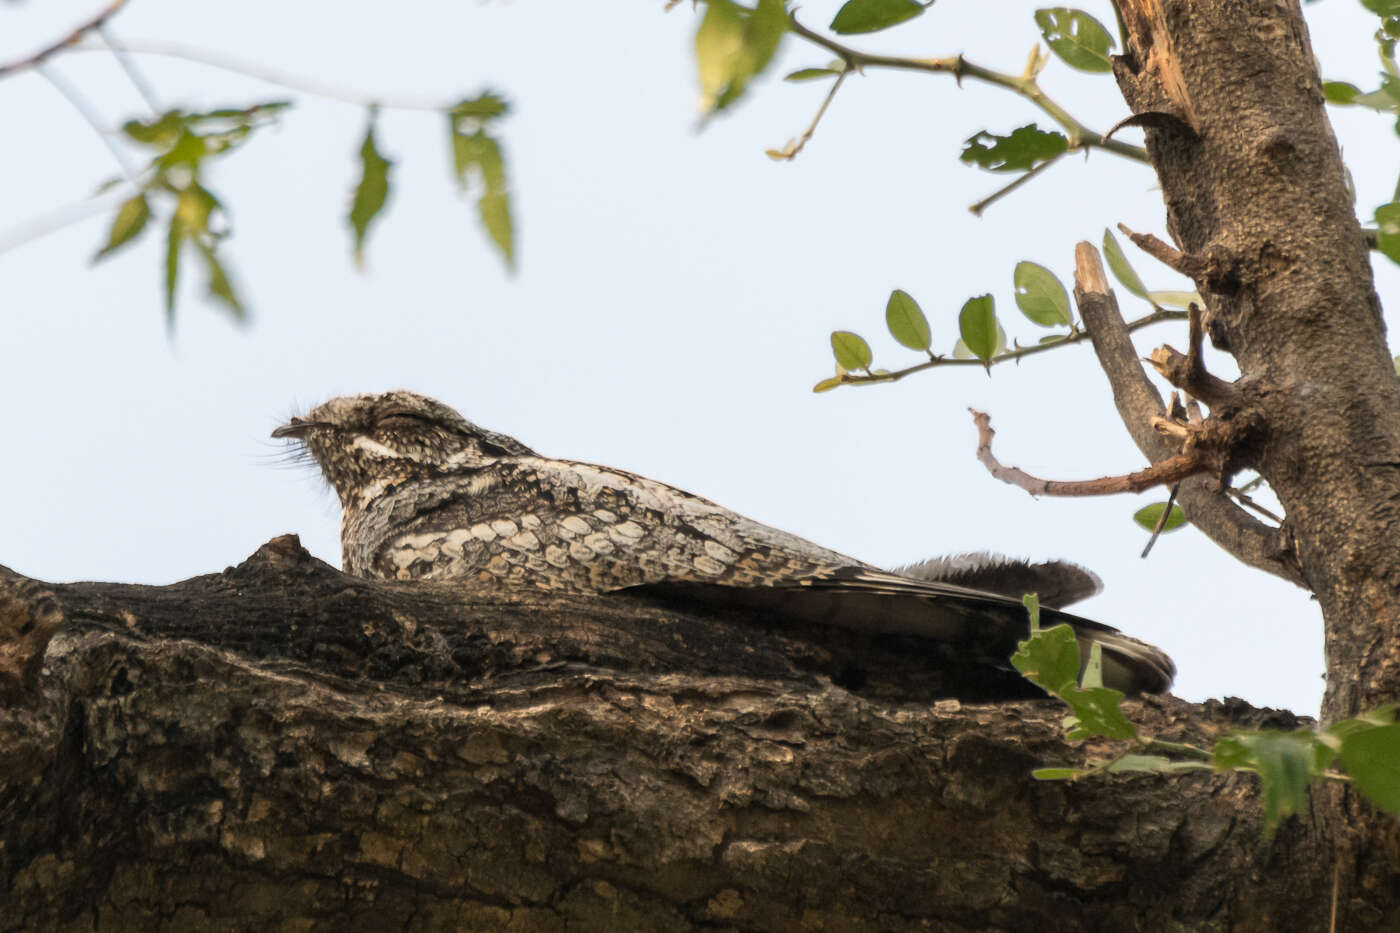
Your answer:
[892,553,1102,608]
[627,565,1174,695]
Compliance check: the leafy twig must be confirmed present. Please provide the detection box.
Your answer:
[835,309,1184,385]
[768,67,849,161]
[786,14,1148,163]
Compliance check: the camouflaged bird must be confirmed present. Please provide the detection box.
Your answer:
[274,390,1174,694]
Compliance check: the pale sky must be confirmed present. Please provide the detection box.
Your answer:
[4,0,1396,716]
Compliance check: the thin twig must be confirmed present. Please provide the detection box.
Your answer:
[34,63,144,186]
[1225,487,1283,525]
[67,38,453,111]
[769,68,848,161]
[787,14,1148,164]
[835,309,1185,386]
[0,186,134,255]
[969,154,1062,216]
[1140,483,1180,558]
[94,25,161,113]
[971,409,1208,497]
[0,0,130,79]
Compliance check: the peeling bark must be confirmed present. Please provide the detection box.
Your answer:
[2,537,1386,931]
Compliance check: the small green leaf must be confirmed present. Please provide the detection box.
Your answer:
[885,289,931,350]
[830,0,925,35]
[1081,641,1103,689]
[1376,202,1400,266]
[1324,81,1362,105]
[1034,8,1115,73]
[1011,624,1082,695]
[1147,290,1203,309]
[448,92,509,123]
[164,216,183,328]
[348,116,393,268]
[1215,731,1319,834]
[1013,261,1071,327]
[1102,229,1149,298]
[1341,723,1400,815]
[961,125,1068,173]
[194,240,244,320]
[695,0,788,112]
[450,130,515,270]
[831,331,873,370]
[93,194,151,262]
[1062,684,1138,741]
[1032,767,1088,780]
[1133,502,1187,533]
[785,66,843,81]
[812,375,845,393]
[958,294,999,363]
[1107,754,1175,773]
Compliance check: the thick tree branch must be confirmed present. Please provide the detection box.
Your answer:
[0,539,1353,930]
[1072,242,1306,588]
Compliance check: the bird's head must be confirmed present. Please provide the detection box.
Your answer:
[272,390,535,505]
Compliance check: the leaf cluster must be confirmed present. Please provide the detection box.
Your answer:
[1014,597,1400,835]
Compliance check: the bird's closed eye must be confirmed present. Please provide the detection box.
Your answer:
[377,412,430,429]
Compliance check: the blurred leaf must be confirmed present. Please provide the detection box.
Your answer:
[785,66,843,81]
[1215,731,1318,834]
[349,117,393,268]
[448,91,509,123]
[830,0,925,34]
[194,240,244,320]
[961,125,1068,172]
[1034,8,1115,73]
[1013,261,1071,326]
[164,216,183,327]
[885,289,931,350]
[696,0,787,112]
[1011,624,1082,694]
[1133,502,1187,533]
[1341,723,1400,815]
[1323,81,1362,104]
[1102,228,1149,298]
[1148,290,1203,309]
[812,375,845,393]
[958,294,1000,363]
[451,128,515,270]
[1107,754,1173,773]
[1376,202,1400,265]
[93,194,151,262]
[831,331,873,370]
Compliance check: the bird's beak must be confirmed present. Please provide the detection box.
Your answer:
[272,418,316,439]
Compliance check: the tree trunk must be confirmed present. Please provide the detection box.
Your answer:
[1112,0,1400,723]
[0,536,1385,931]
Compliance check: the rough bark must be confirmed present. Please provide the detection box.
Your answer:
[3,536,1387,932]
[1111,0,1400,723]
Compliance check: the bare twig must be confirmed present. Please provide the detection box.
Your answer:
[0,0,130,79]
[34,63,143,186]
[1072,241,1307,588]
[94,25,161,113]
[786,15,1148,164]
[1140,483,1180,558]
[971,409,1208,497]
[969,154,1062,217]
[67,38,452,111]
[769,68,848,161]
[0,186,134,255]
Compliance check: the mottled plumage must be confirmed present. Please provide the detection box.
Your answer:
[275,390,1174,693]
